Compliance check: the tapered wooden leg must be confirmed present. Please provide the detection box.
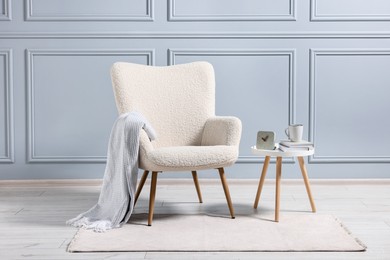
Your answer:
[134,170,149,206]
[191,171,203,203]
[275,157,282,222]
[218,168,235,219]
[298,156,316,213]
[254,156,271,209]
[148,171,158,226]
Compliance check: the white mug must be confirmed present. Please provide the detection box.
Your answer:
[285,124,303,142]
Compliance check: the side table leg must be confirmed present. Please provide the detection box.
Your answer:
[275,156,282,222]
[254,156,271,209]
[298,156,316,213]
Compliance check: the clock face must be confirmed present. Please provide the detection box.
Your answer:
[256,131,275,150]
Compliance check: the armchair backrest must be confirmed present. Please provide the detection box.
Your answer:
[111,62,216,148]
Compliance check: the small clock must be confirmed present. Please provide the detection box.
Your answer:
[256,131,275,150]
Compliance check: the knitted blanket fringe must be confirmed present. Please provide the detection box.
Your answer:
[66,112,156,232]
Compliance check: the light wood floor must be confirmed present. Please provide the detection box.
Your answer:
[1,178,390,260]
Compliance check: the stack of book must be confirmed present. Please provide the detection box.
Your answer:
[278,140,314,152]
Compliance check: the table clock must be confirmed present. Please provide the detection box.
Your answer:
[256,131,275,150]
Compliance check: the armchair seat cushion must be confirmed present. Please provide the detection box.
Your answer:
[140,145,239,171]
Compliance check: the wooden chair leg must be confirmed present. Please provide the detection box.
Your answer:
[218,168,235,219]
[148,171,158,226]
[134,170,149,206]
[254,156,271,209]
[191,171,203,203]
[275,157,282,222]
[298,156,316,213]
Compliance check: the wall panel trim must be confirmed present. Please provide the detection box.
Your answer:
[309,49,390,163]
[311,0,390,21]
[0,49,14,163]
[2,32,390,39]
[26,49,154,163]
[0,0,11,20]
[25,0,154,21]
[168,0,296,21]
[169,49,296,163]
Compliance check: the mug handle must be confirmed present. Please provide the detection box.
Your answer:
[285,128,289,139]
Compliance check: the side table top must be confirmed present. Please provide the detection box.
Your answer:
[251,145,315,157]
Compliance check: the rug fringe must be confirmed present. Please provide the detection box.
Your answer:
[67,228,82,253]
[333,215,367,251]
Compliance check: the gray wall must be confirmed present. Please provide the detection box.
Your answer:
[1,0,390,179]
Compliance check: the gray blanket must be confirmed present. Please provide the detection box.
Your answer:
[66,112,156,232]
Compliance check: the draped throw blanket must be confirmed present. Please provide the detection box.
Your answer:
[66,112,156,232]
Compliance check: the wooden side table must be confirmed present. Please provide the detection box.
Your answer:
[251,146,316,222]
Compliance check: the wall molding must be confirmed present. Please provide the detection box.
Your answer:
[0,0,11,20]
[168,0,296,21]
[2,32,390,39]
[25,0,154,21]
[0,50,14,163]
[26,49,154,163]
[169,49,296,164]
[309,49,390,163]
[311,0,390,21]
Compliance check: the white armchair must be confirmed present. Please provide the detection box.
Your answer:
[111,61,242,226]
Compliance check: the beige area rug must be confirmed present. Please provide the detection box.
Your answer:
[67,214,366,252]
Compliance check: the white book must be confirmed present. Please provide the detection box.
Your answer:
[278,144,312,152]
[279,140,314,148]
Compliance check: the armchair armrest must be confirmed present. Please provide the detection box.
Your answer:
[201,116,242,146]
[139,129,155,154]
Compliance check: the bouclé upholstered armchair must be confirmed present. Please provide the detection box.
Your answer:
[111,61,242,226]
